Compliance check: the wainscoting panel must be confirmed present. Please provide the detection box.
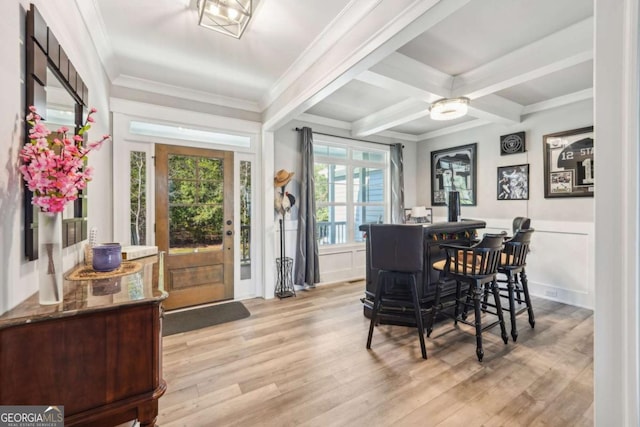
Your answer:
[318,244,367,285]
[484,218,594,309]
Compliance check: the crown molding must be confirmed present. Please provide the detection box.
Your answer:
[74,0,120,81]
[113,75,262,112]
[110,97,262,132]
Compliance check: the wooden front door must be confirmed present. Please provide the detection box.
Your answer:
[155,144,234,310]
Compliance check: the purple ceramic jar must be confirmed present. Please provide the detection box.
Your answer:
[92,243,122,272]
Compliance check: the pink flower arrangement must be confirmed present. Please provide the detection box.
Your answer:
[19,106,110,213]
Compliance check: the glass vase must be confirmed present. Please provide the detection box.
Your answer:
[38,211,63,304]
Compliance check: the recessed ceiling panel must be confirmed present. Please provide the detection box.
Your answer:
[398,0,593,75]
[495,61,593,106]
[96,0,352,102]
[306,80,408,122]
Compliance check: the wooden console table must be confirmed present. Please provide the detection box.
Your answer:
[0,255,168,427]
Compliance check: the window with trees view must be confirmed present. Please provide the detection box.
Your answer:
[130,151,147,245]
[314,139,388,246]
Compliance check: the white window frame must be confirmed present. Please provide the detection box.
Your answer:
[313,134,390,247]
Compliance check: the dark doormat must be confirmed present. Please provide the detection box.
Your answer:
[163,301,250,336]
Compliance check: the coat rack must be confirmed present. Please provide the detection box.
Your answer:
[274,170,296,298]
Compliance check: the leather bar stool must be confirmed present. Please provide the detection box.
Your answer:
[366,224,427,359]
[497,228,535,341]
[428,232,508,362]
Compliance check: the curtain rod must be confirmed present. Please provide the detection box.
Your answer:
[293,128,403,148]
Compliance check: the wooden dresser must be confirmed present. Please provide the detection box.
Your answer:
[0,256,167,427]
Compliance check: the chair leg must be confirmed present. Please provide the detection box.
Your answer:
[491,279,509,344]
[427,280,443,337]
[472,283,484,362]
[520,269,535,328]
[366,273,385,349]
[514,274,523,303]
[481,285,490,310]
[410,276,427,359]
[506,272,518,342]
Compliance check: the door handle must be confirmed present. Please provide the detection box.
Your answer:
[226,230,233,236]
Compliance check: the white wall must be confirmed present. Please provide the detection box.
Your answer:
[0,0,111,314]
[416,99,594,308]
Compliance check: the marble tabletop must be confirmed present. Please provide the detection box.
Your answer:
[0,254,167,329]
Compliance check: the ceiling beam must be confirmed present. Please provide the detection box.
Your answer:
[467,95,522,124]
[263,0,473,131]
[452,17,594,99]
[418,119,490,140]
[351,52,522,134]
[350,17,592,135]
[521,88,593,115]
[362,52,453,101]
[355,70,444,103]
[352,99,430,136]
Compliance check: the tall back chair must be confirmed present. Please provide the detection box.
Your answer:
[512,217,531,234]
[498,228,535,341]
[366,224,427,359]
[429,232,508,362]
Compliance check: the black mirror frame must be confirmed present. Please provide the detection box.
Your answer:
[25,4,89,261]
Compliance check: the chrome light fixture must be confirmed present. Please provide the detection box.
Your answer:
[197,0,252,39]
[429,97,470,121]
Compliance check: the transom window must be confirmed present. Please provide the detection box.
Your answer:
[314,137,389,246]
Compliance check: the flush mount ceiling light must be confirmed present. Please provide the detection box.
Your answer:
[197,0,252,39]
[429,97,470,121]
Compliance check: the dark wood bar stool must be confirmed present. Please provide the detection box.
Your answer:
[366,224,427,359]
[497,228,535,341]
[512,216,531,234]
[428,232,508,362]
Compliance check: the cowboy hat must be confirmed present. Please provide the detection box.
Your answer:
[274,169,294,188]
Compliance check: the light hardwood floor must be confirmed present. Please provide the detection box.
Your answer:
[158,280,593,427]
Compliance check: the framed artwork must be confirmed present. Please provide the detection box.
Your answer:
[497,164,529,200]
[431,143,477,206]
[403,208,412,223]
[423,208,433,224]
[500,132,526,155]
[543,126,594,198]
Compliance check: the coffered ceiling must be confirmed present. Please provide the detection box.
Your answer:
[79,0,594,140]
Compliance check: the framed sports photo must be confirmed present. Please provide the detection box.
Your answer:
[497,164,529,200]
[543,126,594,198]
[431,143,477,206]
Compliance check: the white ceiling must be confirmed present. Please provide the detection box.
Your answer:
[83,0,594,139]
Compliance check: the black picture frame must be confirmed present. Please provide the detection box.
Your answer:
[500,132,526,155]
[431,143,477,206]
[497,164,529,200]
[543,126,594,198]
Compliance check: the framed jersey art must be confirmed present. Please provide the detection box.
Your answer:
[543,126,594,198]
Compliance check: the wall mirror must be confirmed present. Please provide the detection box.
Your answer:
[25,4,89,260]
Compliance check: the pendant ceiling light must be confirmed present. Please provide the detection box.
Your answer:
[197,0,252,39]
[429,97,470,121]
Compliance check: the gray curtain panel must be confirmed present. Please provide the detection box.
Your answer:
[390,143,405,224]
[295,127,320,287]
